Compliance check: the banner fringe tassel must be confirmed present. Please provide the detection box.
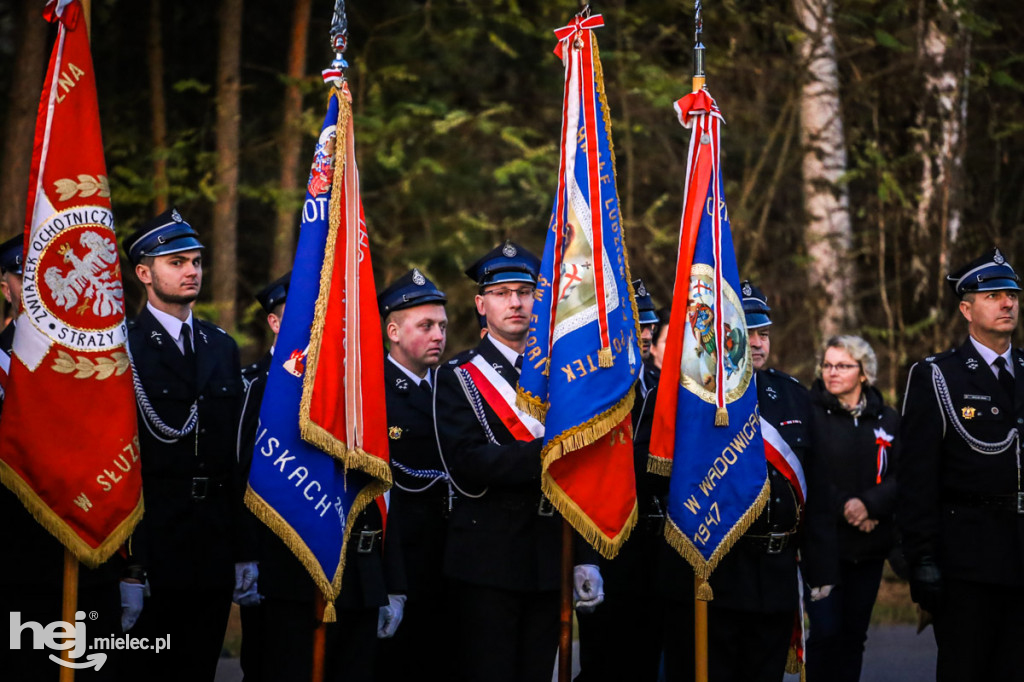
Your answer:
[0,460,143,569]
[647,454,673,477]
[695,579,714,601]
[597,347,613,367]
[515,387,549,421]
[715,406,729,426]
[663,477,770,602]
[323,601,337,623]
[541,469,638,560]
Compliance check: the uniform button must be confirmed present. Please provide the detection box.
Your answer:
[200,428,207,434]
[199,395,205,401]
[222,387,228,392]
[198,462,206,470]
[771,470,778,477]
[162,389,169,394]
[774,498,782,504]
[1017,418,1023,425]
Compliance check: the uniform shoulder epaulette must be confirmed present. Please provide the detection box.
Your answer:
[241,362,263,381]
[922,348,956,364]
[447,348,477,366]
[765,367,803,386]
[195,318,228,335]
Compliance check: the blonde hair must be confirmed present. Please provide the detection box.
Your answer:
[818,334,877,385]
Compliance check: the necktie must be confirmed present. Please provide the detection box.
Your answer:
[419,379,432,396]
[995,356,1015,401]
[514,355,523,373]
[182,324,195,364]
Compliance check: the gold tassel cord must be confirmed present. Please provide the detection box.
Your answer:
[597,347,613,368]
[323,601,337,623]
[715,406,729,426]
[695,579,714,602]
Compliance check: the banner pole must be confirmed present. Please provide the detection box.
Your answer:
[694,575,709,682]
[59,549,78,682]
[558,518,574,682]
[311,594,327,682]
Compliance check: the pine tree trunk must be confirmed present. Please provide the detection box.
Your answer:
[212,0,243,330]
[270,0,313,278]
[913,0,970,351]
[793,0,856,340]
[148,0,169,214]
[0,0,48,239]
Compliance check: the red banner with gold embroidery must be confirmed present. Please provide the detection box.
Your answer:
[0,0,141,567]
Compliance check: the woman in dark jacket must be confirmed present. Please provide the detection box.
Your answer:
[805,335,899,682]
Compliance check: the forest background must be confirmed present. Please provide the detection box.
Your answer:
[1,0,1021,402]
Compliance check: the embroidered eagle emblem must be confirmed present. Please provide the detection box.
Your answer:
[44,231,123,318]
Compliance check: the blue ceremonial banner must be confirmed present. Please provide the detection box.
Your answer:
[650,89,768,600]
[517,13,639,558]
[246,89,389,620]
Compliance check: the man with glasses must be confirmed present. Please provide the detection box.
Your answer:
[434,240,602,682]
[900,248,1024,681]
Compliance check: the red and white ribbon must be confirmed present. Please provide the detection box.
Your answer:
[873,428,893,484]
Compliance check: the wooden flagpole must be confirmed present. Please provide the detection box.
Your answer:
[558,518,574,682]
[312,594,327,682]
[692,5,709,682]
[59,3,90,677]
[59,549,79,682]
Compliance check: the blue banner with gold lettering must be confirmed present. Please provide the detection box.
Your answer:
[517,13,639,559]
[245,90,388,622]
[650,89,767,600]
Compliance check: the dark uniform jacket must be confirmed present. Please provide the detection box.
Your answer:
[670,368,838,612]
[384,359,448,599]
[598,362,667,594]
[238,352,401,608]
[810,380,899,563]
[436,335,571,592]
[127,306,245,591]
[0,319,14,420]
[899,339,1024,586]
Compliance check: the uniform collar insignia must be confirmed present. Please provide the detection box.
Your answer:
[965,357,979,371]
[150,330,163,345]
[765,385,778,400]
[197,327,208,344]
[395,377,409,391]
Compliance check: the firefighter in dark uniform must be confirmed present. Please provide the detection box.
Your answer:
[0,234,23,356]
[122,208,255,681]
[661,280,838,682]
[899,248,1024,682]
[577,278,667,682]
[236,272,405,682]
[374,268,452,682]
[434,241,604,682]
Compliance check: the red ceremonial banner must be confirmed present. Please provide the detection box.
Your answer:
[0,0,141,567]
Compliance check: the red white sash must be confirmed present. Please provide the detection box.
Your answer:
[761,418,807,505]
[461,355,544,442]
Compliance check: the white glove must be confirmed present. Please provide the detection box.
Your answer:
[573,564,605,614]
[120,581,145,632]
[377,594,406,638]
[810,585,834,601]
[233,561,262,607]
